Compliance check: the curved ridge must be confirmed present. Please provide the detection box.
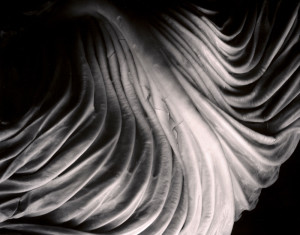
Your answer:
[0,0,299,234]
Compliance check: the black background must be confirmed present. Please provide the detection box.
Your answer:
[0,1,299,234]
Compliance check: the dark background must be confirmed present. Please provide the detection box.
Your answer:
[232,143,300,235]
[0,1,299,234]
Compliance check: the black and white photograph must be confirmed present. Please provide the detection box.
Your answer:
[0,0,299,234]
